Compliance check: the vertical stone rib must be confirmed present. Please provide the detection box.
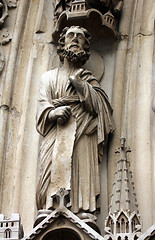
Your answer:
[0,0,30,212]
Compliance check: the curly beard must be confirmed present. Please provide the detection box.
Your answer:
[58,49,90,65]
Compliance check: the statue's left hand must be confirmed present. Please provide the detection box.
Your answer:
[69,69,85,95]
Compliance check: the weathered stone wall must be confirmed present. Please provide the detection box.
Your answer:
[0,0,154,235]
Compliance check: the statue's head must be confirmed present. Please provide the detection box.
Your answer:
[57,26,91,65]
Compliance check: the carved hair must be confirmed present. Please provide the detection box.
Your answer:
[57,26,91,65]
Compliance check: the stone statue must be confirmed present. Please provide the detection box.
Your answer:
[36,26,114,215]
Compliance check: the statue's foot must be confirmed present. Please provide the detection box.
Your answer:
[77,212,100,234]
[33,209,53,228]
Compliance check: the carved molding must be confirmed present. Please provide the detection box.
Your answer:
[138,225,155,240]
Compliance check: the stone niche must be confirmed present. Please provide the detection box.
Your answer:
[0,0,154,238]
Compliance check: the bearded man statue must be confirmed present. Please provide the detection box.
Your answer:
[36,26,114,216]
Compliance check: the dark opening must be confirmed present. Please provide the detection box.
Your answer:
[0,1,3,19]
[5,229,11,238]
[42,228,82,240]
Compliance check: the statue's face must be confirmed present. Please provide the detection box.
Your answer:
[64,27,86,53]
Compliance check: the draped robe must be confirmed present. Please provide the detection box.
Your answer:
[36,68,114,212]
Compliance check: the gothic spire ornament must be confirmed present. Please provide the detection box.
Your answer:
[105,138,142,240]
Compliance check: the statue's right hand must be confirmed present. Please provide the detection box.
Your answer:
[48,106,72,124]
